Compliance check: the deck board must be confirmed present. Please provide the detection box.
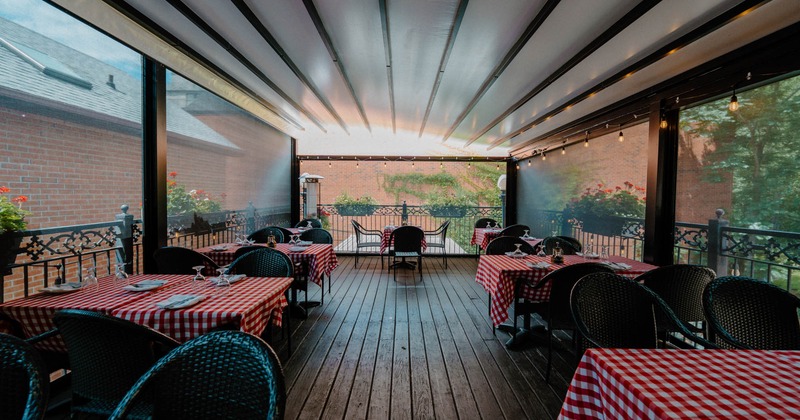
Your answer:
[272,256,572,419]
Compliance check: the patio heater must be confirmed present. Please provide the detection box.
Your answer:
[497,174,507,227]
[299,173,324,219]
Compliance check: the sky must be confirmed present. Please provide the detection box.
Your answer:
[0,0,142,78]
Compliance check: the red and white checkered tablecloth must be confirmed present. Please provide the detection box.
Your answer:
[475,254,655,326]
[0,274,188,352]
[379,226,428,255]
[560,348,800,419]
[470,228,541,251]
[196,243,338,287]
[111,276,291,343]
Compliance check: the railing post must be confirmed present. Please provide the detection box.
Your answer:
[246,201,256,233]
[707,209,729,276]
[401,201,408,225]
[116,204,135,274]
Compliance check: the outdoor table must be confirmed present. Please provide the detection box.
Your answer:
[111,275,291,343]
[471,227,541,251]
[475,254,656,327]
[379,225,428,255]
[0,274,188,352]
[559,348,800,419]
[196,243,338,287]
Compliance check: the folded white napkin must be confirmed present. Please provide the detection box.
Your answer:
[156,294,204,309]
[208,274,246,285]
[210,245,229,251]
[527,261,551,269]
[604,262,632,270]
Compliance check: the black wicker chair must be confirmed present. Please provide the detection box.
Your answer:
[228,248,293,277]
[296,218,322,229]
[703,276,800,350]
[556,236,582,253]
[570,272,715,350]
[247,227,285,244]
[52,309,180,418]
[233,245,264,259]
[388,226,425,282]
[0,333,49,420]
[498,224,530,238]
[474,218,499,229]
[636,264,716,337]
[541,236,581,255]
[299,228,333,244]
[276,227,295,243]
[109,331,286,420]
[519,263,614,380]
[351,220,383,268]
[424,220,451,268]
[153,246,219,275]
[485,236,536,255]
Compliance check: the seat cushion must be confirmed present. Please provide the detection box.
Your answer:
[395,252,419,257]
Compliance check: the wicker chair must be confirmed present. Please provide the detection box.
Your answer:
[52,309,180,418]
[228,248,293,277]
[233,245,265,259]
[276,227,295,243]
[296,218,322,229]
[636,264,716,337]
[388,226,425,282]
[474,218,499,229]
[247,227,285,244]
[109,331,286,420]
[570,272,715,350]
[540,236,580,255]
[299,228,333,244]
[0,333,49,420]
[424,220,451,268]
[521,263,613,380]
[555,236,582,253]
[153,246,219,275]
[484,236,536,255]
[351,220,383,268]
[498,224,530,238]
[703,276,800,350]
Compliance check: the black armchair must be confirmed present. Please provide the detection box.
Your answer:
[247,227,286,244]
[424,220,450,268]
[541,236,581,255]
[299,228,333,244]
[388,226,425,282]
[109,331,285,420]
[485,236,536,255]
[351,220,383,268]
[498,224,529,238]
[296,218,322,229]
[636,264,716,337]
[0,333,49,420]
[703,276,800,350]
[153,246,219,275]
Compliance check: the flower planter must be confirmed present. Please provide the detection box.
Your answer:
[0,233,22,275]
[426,205,467,218]
[335,204,378,217]
[579,216,627,237]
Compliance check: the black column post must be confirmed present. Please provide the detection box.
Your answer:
[643,101,678,266]
[141,58,168,273]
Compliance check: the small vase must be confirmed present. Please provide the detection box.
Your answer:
[0,233,22,275]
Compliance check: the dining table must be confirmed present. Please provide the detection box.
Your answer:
[471,227,541,251]
[0,274,291,351]
[559,348,800,419]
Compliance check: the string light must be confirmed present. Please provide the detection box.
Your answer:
[729,88,739,112]
[356,161,359,168]
[660,115,668,129]
[542,152,546,161]
[467,162,471,169]
[384,161,387,167]
[584,131,589,148]
[328,161,331,168]
[561,146,566,155]
[496,163,500,170]
[515,163,520,170]
[527,159,531,166]
[440,162,443,169]
[618,130,624,142]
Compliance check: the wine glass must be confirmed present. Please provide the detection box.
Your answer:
[523,229,530,239]
[291,234,300,245]
[82,266,98,292]
[191,265,206,291]
[486,221,491,228]
[214,267,231,297]
[600,245,610,263]
[493,222,500,228]
[514,243,523,255]
[583,243,593,261]
[307,220,314,228]
[114,263,129,288]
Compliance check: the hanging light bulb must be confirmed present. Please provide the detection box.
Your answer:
[515,163,520,170]
[542,152,546,161]
[496,163,500,170]
[384,161,387,167]
[561,146,566,155]
[729,89,739,112]
[467,162,471,169]
[527,159,531,167]
[356,160,359,168]
[584,131,589,147]
[440,162,443,169]
[618,130,624,142]
[328,161,331,168]
[660,115,668,130]
[412,161,415,167]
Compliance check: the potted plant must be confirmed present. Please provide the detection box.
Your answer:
[333,193,378,216]
[0,186,30,274]
[424,192,473,218]
[564,182,645,236]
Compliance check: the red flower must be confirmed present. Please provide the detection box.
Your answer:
[168,171,178,178]
[615,186,622,191]
[11,195,28,204]
[167,180,177,187]
[0,186,9,193]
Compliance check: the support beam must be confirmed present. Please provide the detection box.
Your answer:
[643,102,677,266]
[141,58,168,274]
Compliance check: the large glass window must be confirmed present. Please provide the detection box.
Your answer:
[164,72,292,248]
[677,74,800,291]
[517,123,649,260]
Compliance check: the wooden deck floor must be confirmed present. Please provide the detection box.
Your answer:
[270,255,575,420]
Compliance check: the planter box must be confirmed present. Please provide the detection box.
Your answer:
[335,204,377,216]
[426,205,467,218]
[580,215,627,237]
[0,233,22,275]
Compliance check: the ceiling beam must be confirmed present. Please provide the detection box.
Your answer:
[379,0,396,133]
[490,0,771,150]
[297,155,508,162]
[440,0,560,142]
[232,0,350,134]
[163,0,328,132]
[301,0,371,132]
[418,0,470,138]
[465,0,661,147]
[97,0,305,131]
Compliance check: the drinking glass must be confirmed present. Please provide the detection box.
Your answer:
[291,234,300,245]
[583,244,593,261]
[191,265,206,291]
[523,229,530,238]
[486,221,492,228]
[214,267,231,297]
[600,246,610,263]
[307,221,314,228]
[514,243,523,255]
[82,266,98,292]
[114,263,129,288]
[493,222,499,228]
